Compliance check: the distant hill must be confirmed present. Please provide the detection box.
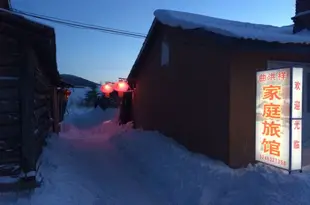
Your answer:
[61,74,99,88]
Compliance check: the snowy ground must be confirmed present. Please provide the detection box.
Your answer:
[1,89,310,204]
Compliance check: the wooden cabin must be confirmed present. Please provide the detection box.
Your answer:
[0,8,65,178]
[126,1,310,168]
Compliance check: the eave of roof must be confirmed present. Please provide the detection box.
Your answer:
[0,8,61,85]
[154,9,310,45]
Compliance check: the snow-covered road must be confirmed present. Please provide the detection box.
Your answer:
[1,108,168,205]
[2,103,310,204]
[59,130,165,205]
[45,107,169,205]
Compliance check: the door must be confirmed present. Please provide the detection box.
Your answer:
[119,92,133,124]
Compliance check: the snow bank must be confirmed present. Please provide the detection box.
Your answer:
[110,129,310,205]
[60,106,310,205]
[2,106,310,205]
[66,87,91,110]
[61,107,118,130]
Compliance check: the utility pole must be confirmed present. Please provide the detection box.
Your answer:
[0,0,9,9]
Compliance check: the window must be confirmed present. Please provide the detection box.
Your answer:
[161,40,169,66]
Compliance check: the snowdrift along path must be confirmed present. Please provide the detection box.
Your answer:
[2,105,310,205]
[56,108,166,205]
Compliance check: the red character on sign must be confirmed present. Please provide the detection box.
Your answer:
[294,120,301,130]
[261,139,281,156]
[295,81,301,90]
[294,101,300,110]
[269,140,281,156]
[294,140,300,149]
[262,121,281,138]
[278,71,287,80]
[262,103,281,118]
[262,85,281,100]
[258,74,266,83]
[261,138,270,153]
[267,73,276,81]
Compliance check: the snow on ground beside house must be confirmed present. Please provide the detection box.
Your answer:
[1,93,310,204]
[66,87,92,113]
[154,9,310,44]
[62,107,118,130]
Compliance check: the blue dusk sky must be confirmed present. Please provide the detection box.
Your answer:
[12,0,295,83]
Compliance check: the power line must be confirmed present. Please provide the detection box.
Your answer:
[13,9,147,38]
[11,8,147,39]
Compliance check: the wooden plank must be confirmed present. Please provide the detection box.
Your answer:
[35,72,49,84]
[36,113,49,125]
[0,139,20,150]
[35,67,51,89]
[35,86,49,94]
[0,163,20,177]
[0,79,19,88]
[0,21,51,43]
[0,35,20,55]
[0,100,19,113]
[1,13,54,37]
[0,88,19,100]
[51,88,60,133]
[20,46,36,172]
[0,113,20,126]
[35,75,50,90]
[0,149,20,165]
[34,106,48,120]
[34,92,48,100]
[34,119,51,162]
[0,65,20,77]
[0,125,20,139]
[34,99,47,109]
[0,34,19,46]
[34,120,49,139]
[33,118,51,165]
[0,55,22,67]
[0,36,22,68]
[35,67,48,79]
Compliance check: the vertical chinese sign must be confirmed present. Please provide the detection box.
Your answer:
[291,67,303,171]
[255,67,303,171]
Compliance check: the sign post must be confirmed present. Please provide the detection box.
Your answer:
[255,67,303,172]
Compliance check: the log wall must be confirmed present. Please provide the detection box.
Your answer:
[0,10,61,178]
[0,35,56,176]
[0,34,22,176]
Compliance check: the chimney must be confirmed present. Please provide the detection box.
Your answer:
[292,0,310,33]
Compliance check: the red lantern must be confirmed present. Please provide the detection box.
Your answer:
[100,83,114,97]
[64,89,71,100]
[114,80,129,97]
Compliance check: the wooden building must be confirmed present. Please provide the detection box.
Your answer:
[126,1,310,168]
[0,8,65,178]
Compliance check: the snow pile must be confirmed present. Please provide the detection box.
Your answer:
[61,107,119,132]
[110,129,310,205]
[66,87,91,112]
[154,9,310,44]
[2,105,310,204]
[60,107,310,205]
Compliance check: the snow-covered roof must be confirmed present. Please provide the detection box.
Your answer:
[154,9,310,45]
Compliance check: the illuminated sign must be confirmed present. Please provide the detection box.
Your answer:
[255,67,303,171]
